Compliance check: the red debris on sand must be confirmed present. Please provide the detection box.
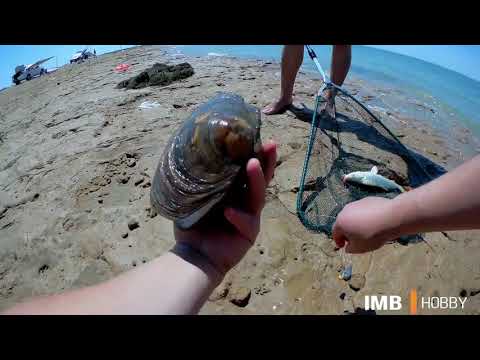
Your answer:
[115,64,131,72]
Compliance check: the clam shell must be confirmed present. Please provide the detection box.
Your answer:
[150,92,262,229]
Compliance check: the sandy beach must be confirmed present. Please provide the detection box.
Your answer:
[0,45,479,314]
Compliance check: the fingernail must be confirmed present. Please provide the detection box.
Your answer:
[247,158,260,169]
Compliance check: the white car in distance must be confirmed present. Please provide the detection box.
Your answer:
[70,49,96,64]
[12,56,53,85]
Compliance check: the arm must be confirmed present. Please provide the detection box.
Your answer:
[3,142,277,315]
[333,154,480,254]
[3,249,222,315]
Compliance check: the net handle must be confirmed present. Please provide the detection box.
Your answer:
[296,93,326,231]
[305,45,330,85]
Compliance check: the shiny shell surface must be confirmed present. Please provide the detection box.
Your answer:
[150,92,262,229]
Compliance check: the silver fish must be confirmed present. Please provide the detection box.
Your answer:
[342,166,405,193]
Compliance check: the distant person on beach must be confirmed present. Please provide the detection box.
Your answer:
[263,45,351,116]
[3,148,480,314]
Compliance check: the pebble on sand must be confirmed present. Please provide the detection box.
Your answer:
[209,285,230,302]
[128,219,140,231]
[349,274,366,292]
[127,159,136,168]
[229,287,251,307]
[121,232,128,239]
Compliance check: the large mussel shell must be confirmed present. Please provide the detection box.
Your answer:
[150,92,262,229]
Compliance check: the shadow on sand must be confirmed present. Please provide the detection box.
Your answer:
[288,103,447,186]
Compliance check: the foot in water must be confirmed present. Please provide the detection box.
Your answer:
[262,97,292,115]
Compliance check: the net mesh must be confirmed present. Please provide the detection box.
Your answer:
[296,84,443,236]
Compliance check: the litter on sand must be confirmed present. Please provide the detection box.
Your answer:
[339,264,353,281]
[338,247,353,281]
[139,100,160,109]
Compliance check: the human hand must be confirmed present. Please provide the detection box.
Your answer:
[173,141,277,277]
[333,196,400,254]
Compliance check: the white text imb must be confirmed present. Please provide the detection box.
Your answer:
[365,295,402,311]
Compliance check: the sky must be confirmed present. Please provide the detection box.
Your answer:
[0,45,479,89]
[0,45,135,89]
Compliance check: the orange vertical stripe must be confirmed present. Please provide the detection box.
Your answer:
[410,289,417,315]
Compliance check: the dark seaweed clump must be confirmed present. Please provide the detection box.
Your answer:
[116,63,194,90]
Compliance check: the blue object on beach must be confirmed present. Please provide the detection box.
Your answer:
[340,264,353,281]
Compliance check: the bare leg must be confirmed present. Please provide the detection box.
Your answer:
[326,45,351,99]
[323,45,351,118]
[263,45,304,115]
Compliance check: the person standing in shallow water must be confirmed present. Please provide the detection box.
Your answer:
[262,45,352,117]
